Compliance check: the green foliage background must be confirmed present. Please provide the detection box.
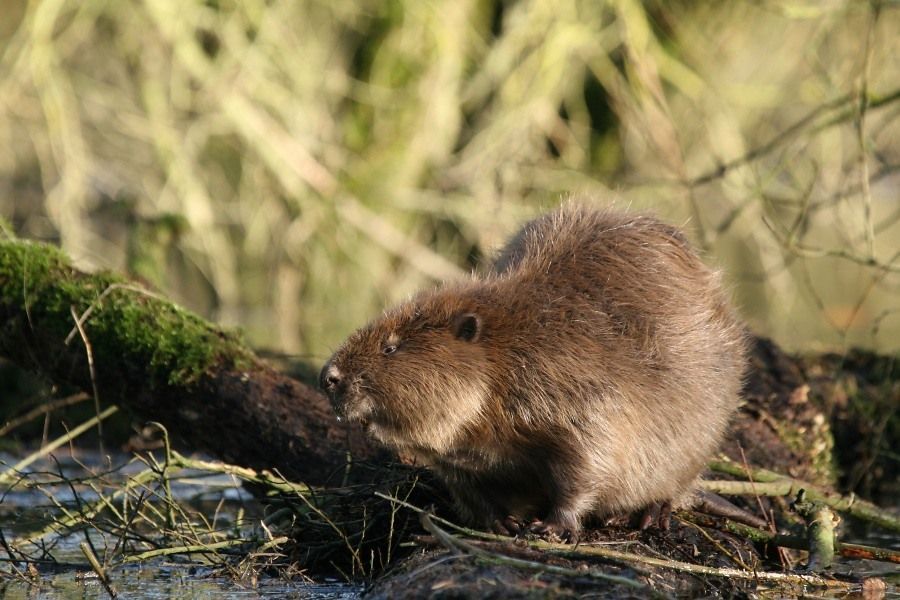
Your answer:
[2,0,899,361]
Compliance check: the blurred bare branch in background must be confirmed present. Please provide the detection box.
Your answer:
[1,0,898,357]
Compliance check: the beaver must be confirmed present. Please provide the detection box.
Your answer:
[320,203,747,540]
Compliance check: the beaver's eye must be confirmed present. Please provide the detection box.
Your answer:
[382,344,398,356]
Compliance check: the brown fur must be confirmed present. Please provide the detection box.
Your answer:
[320,203,747,535]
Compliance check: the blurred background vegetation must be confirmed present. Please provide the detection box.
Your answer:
[1,0,899,365]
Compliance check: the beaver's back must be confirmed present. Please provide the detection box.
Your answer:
[488,204,745,399]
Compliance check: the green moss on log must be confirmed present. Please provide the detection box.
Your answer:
[0,238,254,389]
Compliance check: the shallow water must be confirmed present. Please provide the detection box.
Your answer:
[0,573,362,600]
[0,572,362,600]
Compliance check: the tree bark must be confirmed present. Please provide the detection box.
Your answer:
[0,238,384,485]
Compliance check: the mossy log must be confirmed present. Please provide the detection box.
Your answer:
[0,237,383,484]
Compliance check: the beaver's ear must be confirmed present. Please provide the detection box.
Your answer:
[452,313,481,342]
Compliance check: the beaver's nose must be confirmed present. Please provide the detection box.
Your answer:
[319,362,342,393]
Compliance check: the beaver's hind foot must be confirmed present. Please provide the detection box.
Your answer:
[528,520,576,543]
[635,500,672,531]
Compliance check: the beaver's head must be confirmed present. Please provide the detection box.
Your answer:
[320,288,490,453]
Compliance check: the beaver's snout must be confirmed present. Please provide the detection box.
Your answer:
[319,360,347,417]
[319,361,343,395]
[319,360,375,425]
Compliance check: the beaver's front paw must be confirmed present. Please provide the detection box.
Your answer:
[491,515,528,536]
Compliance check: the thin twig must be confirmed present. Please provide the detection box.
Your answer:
[677,517,753,571]
[531,540,847,587]
[69,305,104,455]
[80,542,118,598]
[855,2,881,260]
[0,393,90,438]
[63,283,169,345]
[119,538,260,564]
[146,423,176,530]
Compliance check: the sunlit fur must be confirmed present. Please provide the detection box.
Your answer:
[322,202,748,534]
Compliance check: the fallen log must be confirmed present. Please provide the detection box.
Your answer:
[0,237,384,485]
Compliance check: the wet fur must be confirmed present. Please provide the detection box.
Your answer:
[322,203,748,535]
